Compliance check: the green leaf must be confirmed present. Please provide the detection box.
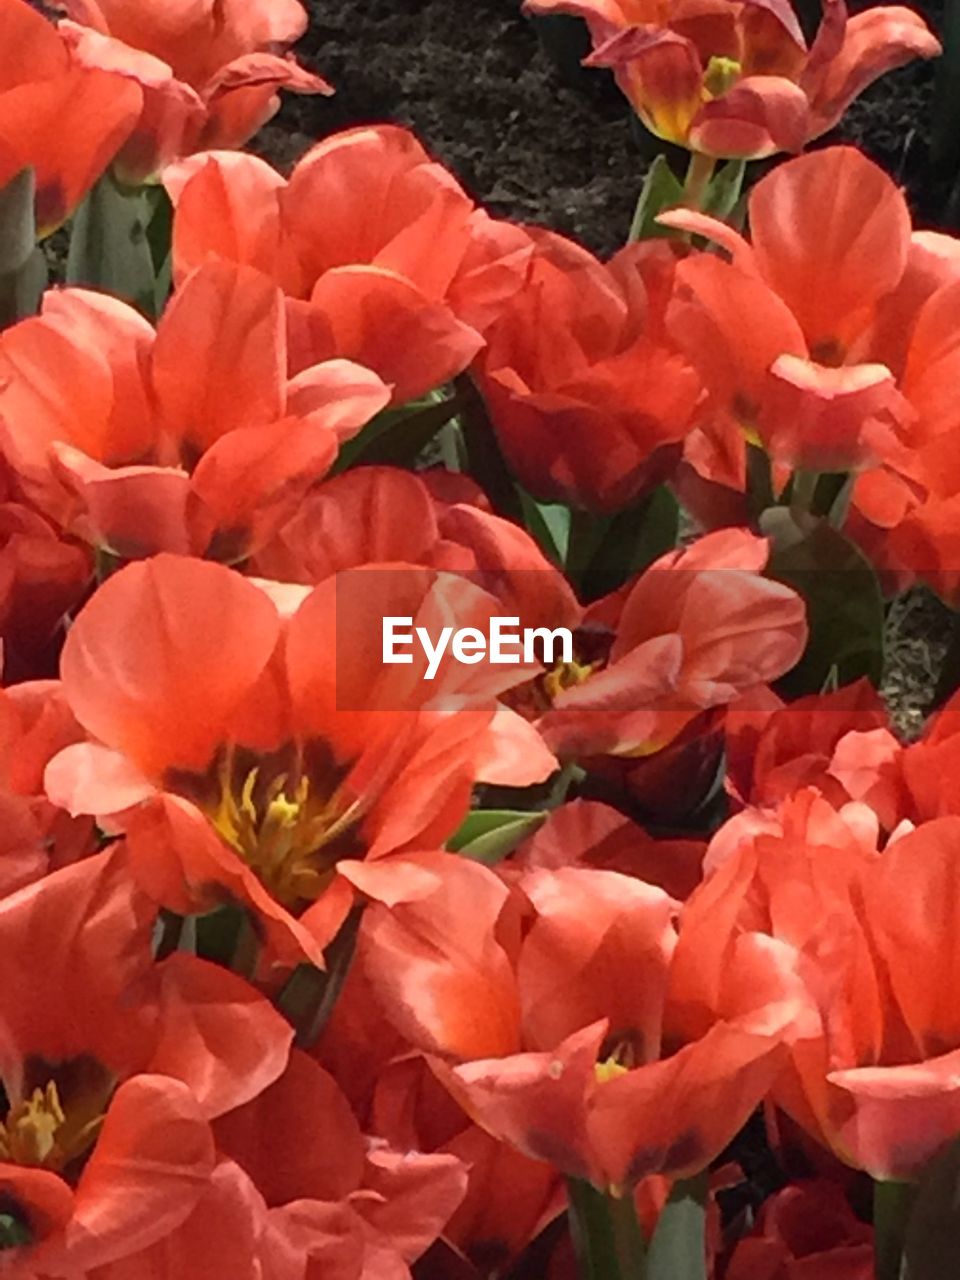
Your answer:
[518,491,570,566]
[66,173,160,318]
[456,373,525,523]
[629,154,685,242]
[577,486,680,601]
[764,513,885,698]
[703,158,747,222]
[646,1173,709,1280]
[0,168,35,277]
[332,393,462,472]
[902,1140,960,1279]
[447,808,547,863]
[0,168,45,329]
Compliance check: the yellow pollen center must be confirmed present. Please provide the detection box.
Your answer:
[211,763,361,910]
[594,1057,631,1085]
[542,659,596,703]
[703,55,742,98]
[0,1081,103,1174]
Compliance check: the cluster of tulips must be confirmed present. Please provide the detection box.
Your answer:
[2,0,960,1276]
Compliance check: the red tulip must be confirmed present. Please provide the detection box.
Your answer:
[0,464,91,681]
[0,848,291,1272]
[43,555,528,967]
[0,0,142,233]
[56,0,331,183]
[725,679,903,828]
[164,126,532,402]
[525,0,939,159]
[0,261,389,561]
[0,681,97,897]
[725,1180,873,1280]
[360,857,801,1190]
[532,529,807,761]
[474,231,701,512]
[210,1050,468,1280]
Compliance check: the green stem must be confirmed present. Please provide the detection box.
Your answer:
[874,1178,916,1280]
[66,172,162,319]
[565,507,609,596]
[681,152,716,210]
[276,905,364,1048]
[789,468,820,518]
[567,1179,647,1280]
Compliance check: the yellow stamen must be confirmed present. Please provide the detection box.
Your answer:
[703,55,742,98]
[543,659,596,703]
[209,759,362,910]
[0,1080,104,1174]
[594,1057,631,1086]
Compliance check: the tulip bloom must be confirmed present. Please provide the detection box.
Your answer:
[675,798,960,1180]
[164,126,532,403]
[43,555,542,967]
[474,231,701,512]
[251,465,583,787]
[55,0,331,183]
[0,462,91,681]
[725,1180,873,1280]
[0,260,389,562]
[0,847,292,1272]
[515,796,707,901]
[523,529,806,761]
[662,147,960,535]
[0,0,142,234]
[725,679,902,828]
[897,687,960,823]
[525,0,939,159]
[0,681,97,897]
[209,1050,468,1279]
[370,862,802,1190]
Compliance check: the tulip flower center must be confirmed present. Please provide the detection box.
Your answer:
[542,659,597,703]
[703,55,742,98]
[203,746,363,912]
[0,1057,113,1180]
[595,1056,631,1085]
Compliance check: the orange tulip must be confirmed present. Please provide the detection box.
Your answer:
[361,857,801,1190]
[0,847,292,1272]
[209,1049,468,1280]
[55,0,331,183]
[897,687,960,822]
[0,260,389,561]
[725,679,903,828]
[515,796,707,901]
[0,0,142,234]
[724,1180,873,1280]
[164,126,532,403]
[0,459,91,682]
[675,793,960,1179]
[665,149,960,506]
[526,529,806,761]
[365,1054,564,1278]
[43,555,531,968]
[474,231,701,512]
[525,0,939,159]
[0,680,97,897]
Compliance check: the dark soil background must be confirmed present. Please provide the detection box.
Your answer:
[263,0,944,254]
[258,0,955,733]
